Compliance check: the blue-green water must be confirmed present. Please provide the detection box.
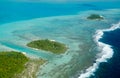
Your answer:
[0,1,120,24]
[90,24,120,78]
[0,1,120,78]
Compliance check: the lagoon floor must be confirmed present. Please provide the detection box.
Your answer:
[0,2,120,78]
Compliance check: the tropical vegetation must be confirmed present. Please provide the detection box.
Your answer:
[0,51,29,78]
[27,39,67,54]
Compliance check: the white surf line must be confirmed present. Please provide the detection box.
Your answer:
[78,22,120,78]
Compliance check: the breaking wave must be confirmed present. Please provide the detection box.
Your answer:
[78,22,120,78]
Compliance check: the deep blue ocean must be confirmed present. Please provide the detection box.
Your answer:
[90,29,120,78]
[0,1,120,78]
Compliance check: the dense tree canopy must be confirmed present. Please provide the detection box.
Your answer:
[27,39,67,54]
[0,51,29,78]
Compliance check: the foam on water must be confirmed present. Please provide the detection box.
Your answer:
[0,8,120,78]
[78,22,120,78]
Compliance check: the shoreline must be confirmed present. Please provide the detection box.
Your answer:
[14,58,46,78]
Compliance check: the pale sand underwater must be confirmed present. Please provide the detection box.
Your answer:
[0,9,120,78]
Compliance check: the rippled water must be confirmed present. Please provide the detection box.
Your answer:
[0,1,120,78]
[0,9,120,78]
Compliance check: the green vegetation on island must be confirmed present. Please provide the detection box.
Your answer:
[27,39,67,54]
[0,51,46,78]
[87,14,104,20]
[0,51,28,78]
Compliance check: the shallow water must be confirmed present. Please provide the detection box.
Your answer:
[91,28,120,78]
[0,1,120,78]
[0,9,120,78]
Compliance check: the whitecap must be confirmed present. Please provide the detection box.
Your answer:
[78,22,120,78]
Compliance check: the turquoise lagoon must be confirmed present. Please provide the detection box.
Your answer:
[0,2,120,78]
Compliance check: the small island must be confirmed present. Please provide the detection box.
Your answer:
[27,39,67,54]
[87,14,104,20]
[0,51,45,78]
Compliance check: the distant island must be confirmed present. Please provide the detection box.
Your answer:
[27,39,67,54]
[0,51,45,78]
[87,14,104,20]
